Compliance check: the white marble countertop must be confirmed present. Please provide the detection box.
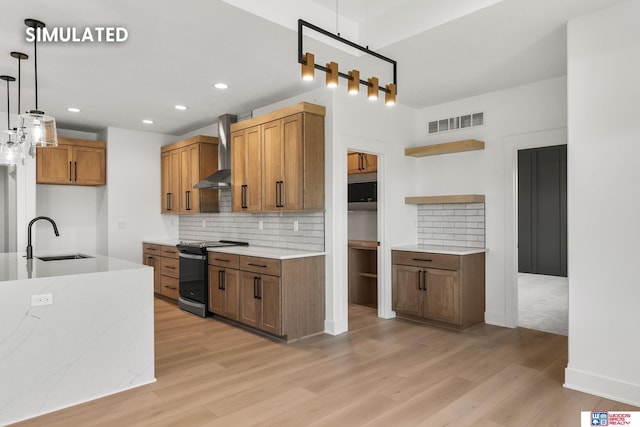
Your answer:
[207,245,326,260]
[142,239,325,260]
[391,244,488,255]
[142,238,184,246]
[0,252,148,282]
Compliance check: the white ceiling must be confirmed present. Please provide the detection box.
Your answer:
[0,0,628,136]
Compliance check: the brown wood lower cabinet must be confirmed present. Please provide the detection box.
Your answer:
[142,243,179,301]
[208,251,325,341]
[392,250,485,329]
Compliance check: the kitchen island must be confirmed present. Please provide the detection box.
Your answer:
[0,253,155,426]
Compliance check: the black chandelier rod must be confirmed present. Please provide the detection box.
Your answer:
[297,19,397,94]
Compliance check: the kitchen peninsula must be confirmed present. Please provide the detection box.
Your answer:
[0,253,155,426]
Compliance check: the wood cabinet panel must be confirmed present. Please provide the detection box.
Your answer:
[392,251,459,271]
[240,271,260,327]
[392,264,423,317]
[208,252,240,269]
[240,256,281,276]
[232,125,262,212]
[208,265,240,321]
[424,268,459,324]
[231,103,324,213]
[143,243,180,301]
[36,138,106,186]
[392,250,485,329]
[258,274,282,336]
[161,136,219,214]
[347,151,377,175]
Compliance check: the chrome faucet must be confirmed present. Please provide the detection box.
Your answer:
[26,216,60,259]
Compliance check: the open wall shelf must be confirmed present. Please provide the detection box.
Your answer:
[405,195,485,205]
[405,139,484,157]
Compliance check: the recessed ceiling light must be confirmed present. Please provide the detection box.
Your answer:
[174,105,188,110]
[142,119,154,124]
[214,82,228,90]
[67,107,81,113]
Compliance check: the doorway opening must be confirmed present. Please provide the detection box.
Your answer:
[517,144,568,335]
[346,150,379,316]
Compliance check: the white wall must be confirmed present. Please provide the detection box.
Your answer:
[564,0,640,406]
[413,76,567,326]
[102,127,178,263]
[347,210,377,241]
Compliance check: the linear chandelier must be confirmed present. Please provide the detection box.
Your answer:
[297,19,397,105]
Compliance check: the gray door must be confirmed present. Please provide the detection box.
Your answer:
[518,145,567,277]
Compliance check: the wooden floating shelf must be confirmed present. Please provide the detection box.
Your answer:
[405,139,484,157]
[405,194,485,205]
[359,273,378,279]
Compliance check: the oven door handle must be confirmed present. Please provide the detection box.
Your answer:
[179,253,207,261]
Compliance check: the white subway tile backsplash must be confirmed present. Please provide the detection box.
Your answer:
[179,193,325,251]
[417,202,485,248]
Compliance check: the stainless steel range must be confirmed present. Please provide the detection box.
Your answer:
[176,240,248,317]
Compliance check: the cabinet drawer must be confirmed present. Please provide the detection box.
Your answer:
[159,275,179,300]
[240,256,281,276]
[392,251,459,271]
[208,251,240,269]
[159,245,179,259]
[160,256,180,278]
[143,243,161,256]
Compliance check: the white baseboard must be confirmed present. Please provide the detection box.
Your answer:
[324,319,348,336]
[565,366,640,407]
[484,310,508,327]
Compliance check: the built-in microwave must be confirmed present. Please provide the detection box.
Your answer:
[348,180,377,210]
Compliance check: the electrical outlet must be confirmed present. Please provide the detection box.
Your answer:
[259,220,264,230]
[31,293,53,307]
[294,220,299,232]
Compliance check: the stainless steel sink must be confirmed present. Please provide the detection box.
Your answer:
[36,254,94,261]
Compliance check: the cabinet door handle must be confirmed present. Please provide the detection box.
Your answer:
[241,185,248,209]
[69,161,73,181]
[412,258,432,263]
[218,270,225,290]
[147,256,154,266]
[248,263,267,268]
[280,181,285,207]
[185,191,191,210]
[164,266,176,270]
[74,161,78,181]
[253,276,259,299]
[214,258,230,263]
[165,285,177,290]
[275,181,280,208]
[418,270,423,291]
[166,193,171,211]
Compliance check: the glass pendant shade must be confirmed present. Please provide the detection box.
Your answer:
[0,140,23,166]
[19,109,58,147]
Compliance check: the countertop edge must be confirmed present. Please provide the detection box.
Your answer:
[207,246,326,260]
[391,244,488,255]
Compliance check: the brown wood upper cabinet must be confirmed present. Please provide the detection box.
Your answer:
[36,137,106,185]
[160,136,219,214]
[231,102,325,212]
[348,151,377,175]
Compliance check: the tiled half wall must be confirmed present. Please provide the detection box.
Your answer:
[417,202,485,248]
[179,192,325,251]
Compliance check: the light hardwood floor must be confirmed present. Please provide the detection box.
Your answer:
[14,299,638,426]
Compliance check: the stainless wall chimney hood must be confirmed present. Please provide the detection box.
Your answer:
[193,114,237,190]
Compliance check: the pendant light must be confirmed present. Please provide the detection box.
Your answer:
[18,18,58,148]
[368,77,379,100]
[0,75,21,166]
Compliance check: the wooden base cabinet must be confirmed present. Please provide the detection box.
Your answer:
[142,243,180,301]
[36,138,106,185]
[392,250,485,329]
[209,251,325,341]
[208,253,241,321]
